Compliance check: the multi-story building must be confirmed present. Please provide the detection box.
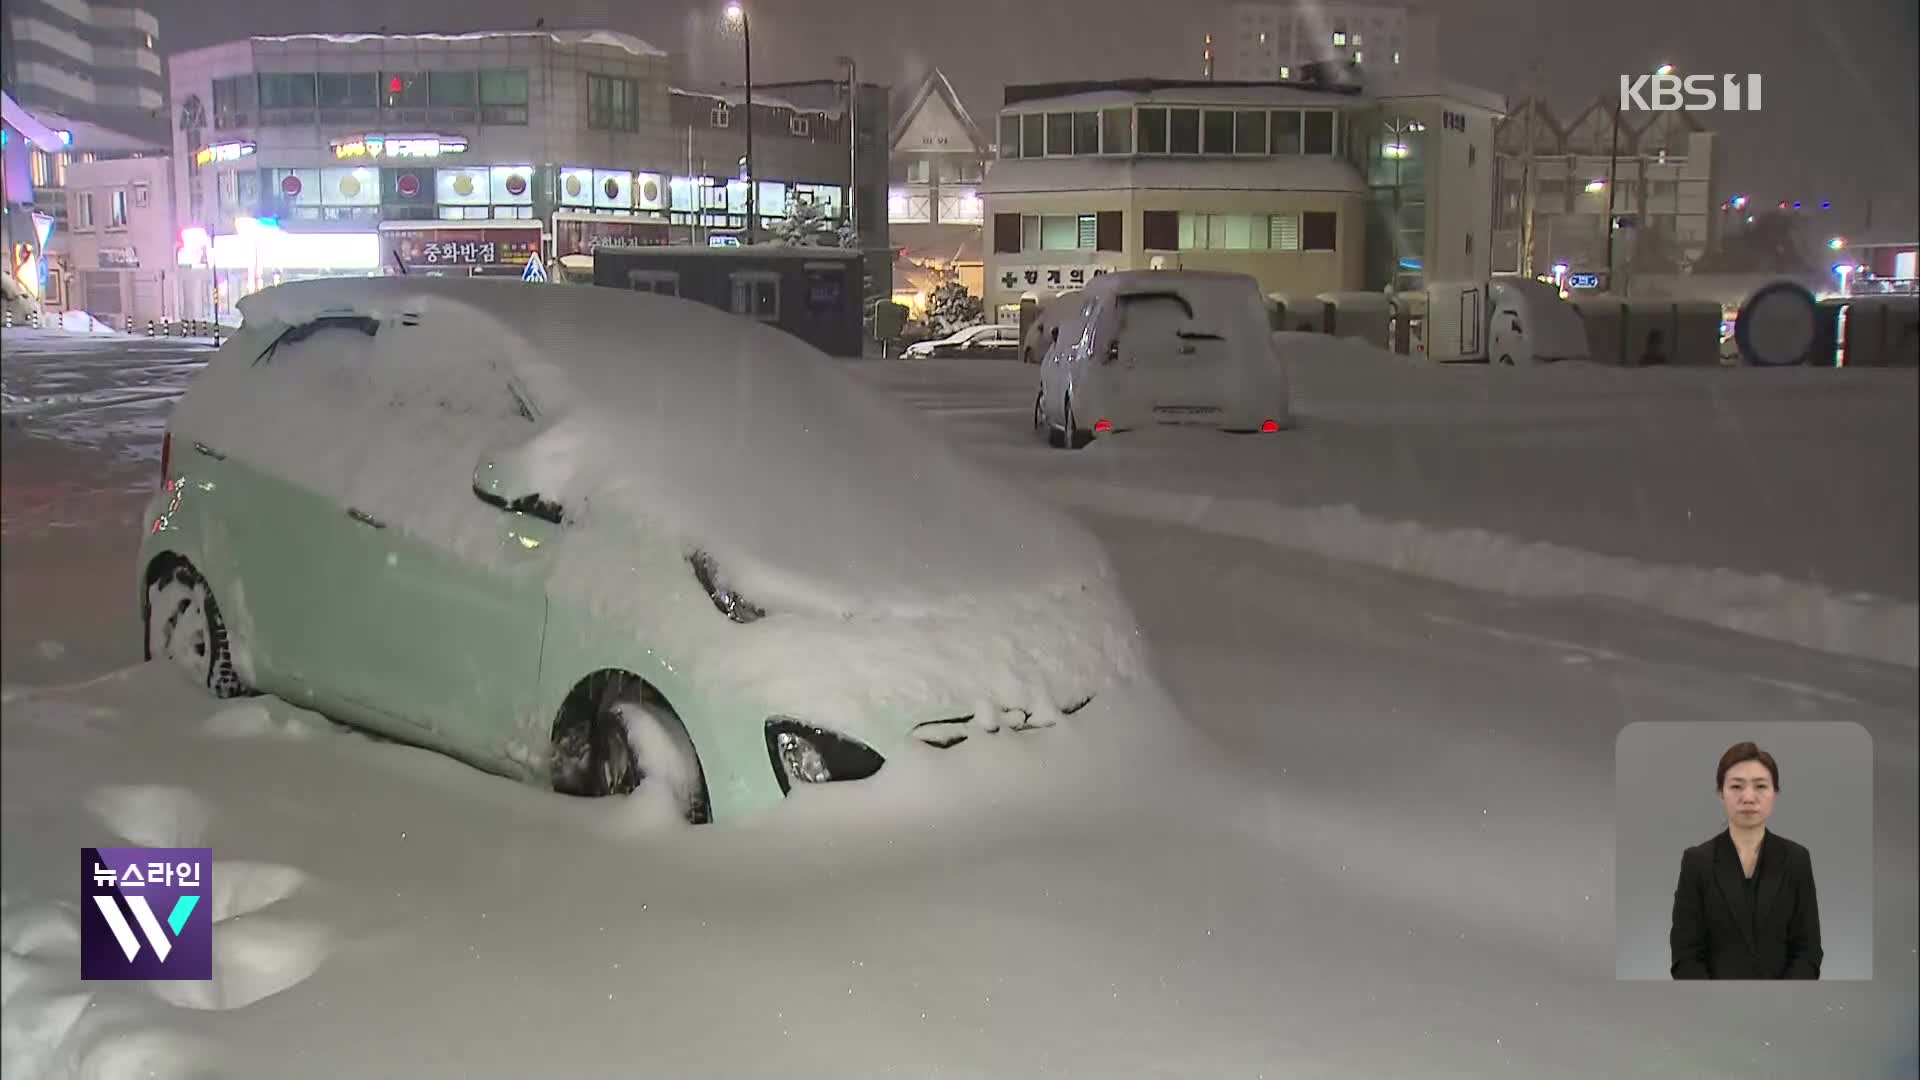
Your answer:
[981,72,1501,320]
[166,31,874,319]
[1491,97,1721,286]
[1205,2,1438,82]
[56,151,175,325]
[888,68,990,313]
[1,0,164,134]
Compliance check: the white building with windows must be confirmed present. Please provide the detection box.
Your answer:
[888,68,990,311]
[1206,2,1438,82]
[165,30,861,321]
[58,152,175,326]
[1,0,164,132]
[982,75,1501,320]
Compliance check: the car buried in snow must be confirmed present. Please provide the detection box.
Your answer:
[1035,270,1292,447]
[139,277,1145,822]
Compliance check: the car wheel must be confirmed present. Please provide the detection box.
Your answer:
[143,556,248,699]
[1063,394,1091,450]
[551,671,711,823]
[1033,389,1047,434]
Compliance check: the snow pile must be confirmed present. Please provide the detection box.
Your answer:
[185,279,1148,728]
[1049,481,1919,667]
[1272,329,1404,365]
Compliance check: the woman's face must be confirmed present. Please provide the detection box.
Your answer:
[1720,759,1777,829]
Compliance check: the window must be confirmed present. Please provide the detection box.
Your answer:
[110,190,128,227]
[132,183,150,208]
[1176,213,1268,250]
[730,273,779,321]
[212,75,256,124]
[1096,210,1123,252]
[1045,112,1074,155]
[1303,110,1335,154]
[589,75,641,132]
[1202,110,1235,154]
[1279,65,1291,79]
[1101,108,1132,154]
[382,72,427,109]
[993,213,1021,254]
[712,102,732,128]
[428,71,478,107]
[1168,109,1201,154]
[1073,111,1100,155]
[1076,214,1098,248]
[1021,114,1045,160]
[73,192,95,229]
[480,69,529,123]
[1142,209,1179,250]
[1351,32,1363,45]
[1235,110,1268,154]
[999,115,1021,158]
[1269,213,1300,251]
[318,73,376,109]
[627,271,680,296]
[1271,110,1302,154]
[1302,210,1338,251]
[790,115,810,137]
[258,73,317,109]
[1332,30,1347,46]
[1138,108,1168,154]
[1031,214,1082,250]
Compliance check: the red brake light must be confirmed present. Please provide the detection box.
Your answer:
[1260,418,1280,433]
[1093,419,1114,433]
[159,431,172,491]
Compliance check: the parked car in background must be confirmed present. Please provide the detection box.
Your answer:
[1035,271,1291,448]
[902,323,1020,359]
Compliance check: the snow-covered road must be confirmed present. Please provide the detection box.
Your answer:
[3,329,1915,1078]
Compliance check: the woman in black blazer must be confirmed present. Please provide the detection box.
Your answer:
[1670,742,1822,979]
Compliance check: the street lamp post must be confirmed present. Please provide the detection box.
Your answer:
[838,55,857,243]
[724,2,755,244]
[1604,63,1671,287]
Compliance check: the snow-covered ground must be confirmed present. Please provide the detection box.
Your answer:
[3,327,1916,1078]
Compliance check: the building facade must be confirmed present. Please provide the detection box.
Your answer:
[1205,2,1438,82]
[1491,97,1721,288]
[888,69,990,314]
[57,151,175,324]
[166,31,869,319]
[981,75,1499,320]
[1,0,164,132]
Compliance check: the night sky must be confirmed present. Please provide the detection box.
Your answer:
[148,0,1919,235]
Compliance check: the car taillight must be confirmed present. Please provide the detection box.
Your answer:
[1093,419,1114,433]
[1261,418,1280,433]
[159,431,172,491]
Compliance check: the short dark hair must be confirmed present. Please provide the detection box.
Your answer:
[1717,742,1780,790]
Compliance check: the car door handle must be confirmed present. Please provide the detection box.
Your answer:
[192,441,225,461]
[346,507,386,530]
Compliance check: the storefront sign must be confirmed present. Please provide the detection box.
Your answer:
[98,246,139,269]
[996,265,1110,291]
[553,217,670,258]
[386,227,540,271]
[332,134,469,161]
[193,142,255,167]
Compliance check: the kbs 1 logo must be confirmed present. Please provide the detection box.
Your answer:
[1620,73,1763,112]
[81,848,212,980]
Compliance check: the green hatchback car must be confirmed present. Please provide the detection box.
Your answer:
[140,277,1144,822]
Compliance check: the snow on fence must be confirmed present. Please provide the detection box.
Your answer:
[1052,480,1919,668]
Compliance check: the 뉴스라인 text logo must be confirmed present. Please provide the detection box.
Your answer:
[80,847,213,981]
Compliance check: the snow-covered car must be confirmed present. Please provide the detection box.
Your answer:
[901,323,1020,359]
[139,277,1145,821]
[1035,271,1291,448]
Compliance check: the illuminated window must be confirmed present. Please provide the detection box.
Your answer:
[1332,31,1346,45]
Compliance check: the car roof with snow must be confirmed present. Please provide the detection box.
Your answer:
[229,277,1113,618]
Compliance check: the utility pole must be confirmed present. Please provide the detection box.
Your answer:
[1602,100,1622,286]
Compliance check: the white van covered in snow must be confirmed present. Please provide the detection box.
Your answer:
[1034,270,1291,447]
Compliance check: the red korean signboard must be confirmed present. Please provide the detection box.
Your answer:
[553,217,670,259]
[387,226,541,271]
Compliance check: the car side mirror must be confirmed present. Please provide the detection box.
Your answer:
[473,453,564,525]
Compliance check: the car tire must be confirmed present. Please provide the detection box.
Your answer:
[143,556,248,699]
[1063,394,1091,450]
[1033,389,1047,436]
[551,671,711,823]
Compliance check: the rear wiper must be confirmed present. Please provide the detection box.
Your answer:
[254,315,381,365]
[1174,329,1225,340]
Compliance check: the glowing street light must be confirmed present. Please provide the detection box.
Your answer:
[1730,194,1748,209]
[1585,179,1607,193]
[1828,236,1846,250]
[1655,63,1676,77]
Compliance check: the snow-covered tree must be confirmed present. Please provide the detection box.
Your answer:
[769,198,855,248]
[924,266,984,334]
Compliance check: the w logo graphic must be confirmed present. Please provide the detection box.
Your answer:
[81,847,213,981]
[91,893,201,962]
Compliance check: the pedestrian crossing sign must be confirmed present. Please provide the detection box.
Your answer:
[521,254,547,283]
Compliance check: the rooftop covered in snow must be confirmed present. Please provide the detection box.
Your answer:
[243,28,667,58]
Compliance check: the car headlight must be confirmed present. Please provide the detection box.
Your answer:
[764,718,885,794]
